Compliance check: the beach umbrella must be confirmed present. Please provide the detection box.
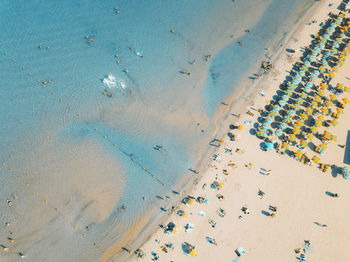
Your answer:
[282,94,289,101]
[273,105,281,112]
[306,133,314,141]
[279,99,286,107]
[336,108,344,115]
[283,115,293,123]
[262,122,270,130]
[314,95,321,103]
[313,70,320,76]
[280,122,288,130]
[343,166,350,179]
[275,129,283,137]
[281,142,289,150]
[331,135,337,142]
[312,155,320,164]
[295,75,302,82]
[266,142,274,150]
[305,87,311,93]
[285,89,293,97]
[330,119,338,126]
[344,87,350,93]
[311,126,318,134]
[305,107,313,115]
[300,113,308,121]
[319,143,327,152]
[293,127,301,135]
[288,110,296,117]
[300,92,308,100]
[304,60,311,67]
[319,65,326,73]
[329,94,336,101]
[296,97,303,105]
[305,82,313,89]
[256,129,267,138]
[324,100,332,107]
[311,101,318,108]
[310,74,318,81]
[299,140,308,149]
[292,104,302,111]
[319,83,327,90]
[318,89,325,97]
[237,125,244,130]
[320,107,329,115]
[269,110,277,118]
[295,150,303,160]
[288,134,296,142]
[342,98,349,104]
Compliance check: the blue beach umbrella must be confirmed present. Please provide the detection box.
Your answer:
[273,105,281,111]
[280,122,288,130]
[337,16,343,23]
[313,70,320,76]
[304,60,311,67]
[305,86,311,93]
[305,82,313,89]
[266,116,273,123]
[282,94,289,101]
[266,142,274,149]
[343,166,350,179]
[288,110,296,117]
[340,33,346,39]
[279,100,286,107]
[299,70,305,77]
[262,122,270,130]
[310,75,317,81]
[275,129,283,136]
[295,75,302,82]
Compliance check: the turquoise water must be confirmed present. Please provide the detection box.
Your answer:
[0,0,315,261]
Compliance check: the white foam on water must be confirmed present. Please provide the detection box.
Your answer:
[102,73,127,89]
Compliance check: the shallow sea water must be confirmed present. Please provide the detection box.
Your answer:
[0,0,314,260]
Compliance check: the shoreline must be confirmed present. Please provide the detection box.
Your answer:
[126,0,350,261]
[111,1,324,261]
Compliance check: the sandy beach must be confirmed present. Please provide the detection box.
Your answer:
[1,0,350,261]
[130,1,350,261]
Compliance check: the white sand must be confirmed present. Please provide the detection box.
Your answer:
[133,1,350,261]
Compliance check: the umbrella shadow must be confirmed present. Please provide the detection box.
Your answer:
[261,210,271,216]
[325,191,335,197]
[253,122,260,129]
[308,142,316,151]
[250,128,257,136]
[257,117,265,123]
[331,165,342,178]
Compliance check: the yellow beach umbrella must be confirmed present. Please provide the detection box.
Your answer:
[314,95,321,103]
[237,125,244,130]
[300,113,308,121]
[281,142,289,150]
[331,135,337,142]
[311,101,318,108]
[319,143,327,152]
[344,87,350,93]
[293,127,301,135]
[320,83,327,90]
[320,107,329,115]
[330,119,338,126]
[306,133,314,141]
[300,140,308,148]
[336,108,344,115]
[312,155,320,164]
[318,89,325,97]
[342,98,349,104]
[329,94,337,101]
[305,107,313,115]
[311,126,318,134]
[295,150,303,160]
[325,100,332,107]
[288,134,296,142]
